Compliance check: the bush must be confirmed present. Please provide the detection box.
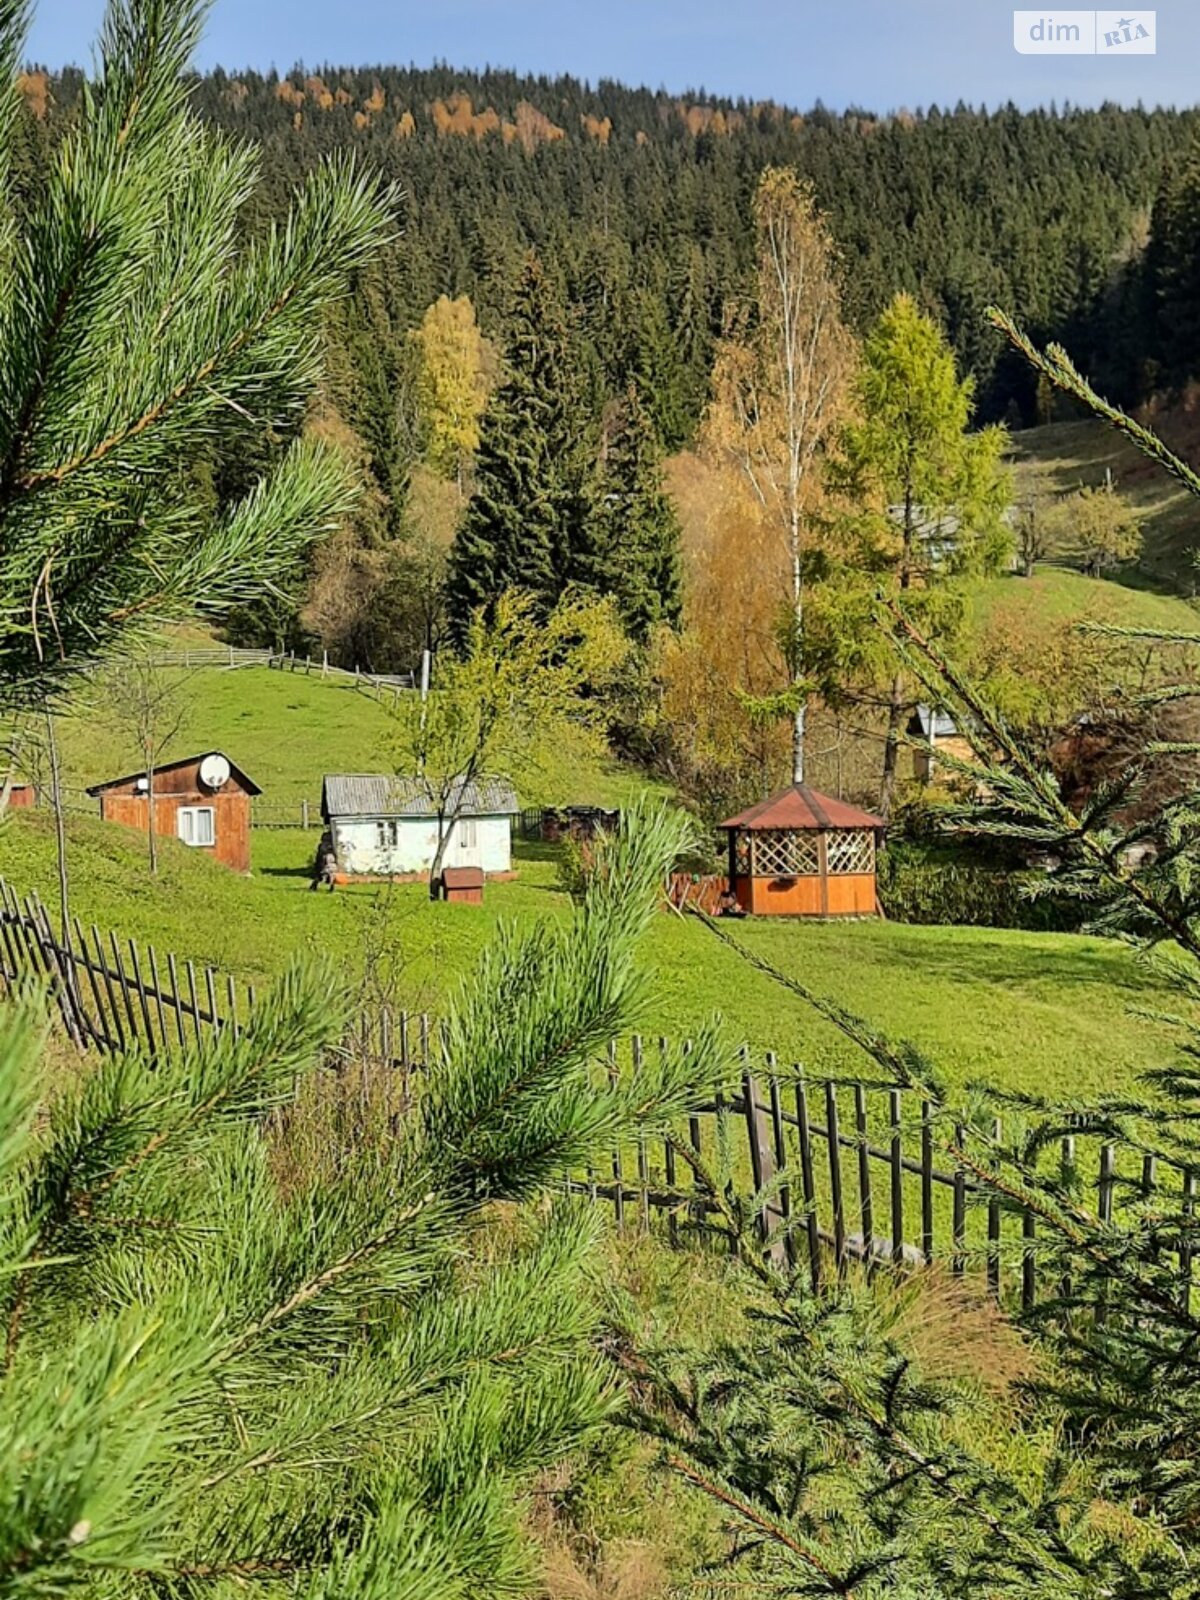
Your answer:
[877,841,1086,931]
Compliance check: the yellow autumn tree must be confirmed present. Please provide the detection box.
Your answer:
[409,294,492,487]
[653,452,791,819]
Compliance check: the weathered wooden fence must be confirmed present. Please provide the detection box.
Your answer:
[0,880,256,1054]
[113,645,415,694]
[1,879,1192,1312]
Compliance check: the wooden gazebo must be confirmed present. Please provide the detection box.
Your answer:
[720,784,885,918]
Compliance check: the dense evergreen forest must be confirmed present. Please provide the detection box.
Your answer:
[190,72,1200,426]
[21,64,1200,424]
[17,64,1200,670]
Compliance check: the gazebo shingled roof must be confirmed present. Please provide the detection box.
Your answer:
[720,784,884,834]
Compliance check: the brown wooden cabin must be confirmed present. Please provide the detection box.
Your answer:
[7,783,34,809]
[721,784,885,918]
[87,752,260,874]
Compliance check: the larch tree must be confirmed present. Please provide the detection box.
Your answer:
[653,450,792,819]
[704,168,856,787]
[0,0,393,718]
[409,293,492,490]
[831,293,1010,818]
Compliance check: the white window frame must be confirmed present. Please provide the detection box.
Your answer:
[457,816,478,852]
[376,819,401,850]
[177,806,215,847]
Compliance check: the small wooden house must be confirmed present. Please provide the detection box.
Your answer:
[320,775,518,882]
[87,752,260,873]
[721,784,885,918]
[6,783,34,809]
[907,705,974,784]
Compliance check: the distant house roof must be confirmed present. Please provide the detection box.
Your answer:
[720,784,884,833]
[321,774,519,820]
[907,705,960,741]
[86,751,261,797]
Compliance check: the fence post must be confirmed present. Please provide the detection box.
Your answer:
[302,799,309,831]
[888,1089,904,1266]
[987,1117,1003,1300]
[1060,1134,1076,1302]
[608,1040,625,1232]
[660,1037,678,1246]
[743,1058,784,1265]
[794,1072,821,1292]
[854,1083,875,1278]
[952,1123,967,1276]
[825,1081,847,1277]
[633,1035,650,1232]
[1097,1141,1116,1324]
[767,1058,795,1270]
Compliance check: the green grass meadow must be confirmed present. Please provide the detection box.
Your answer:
[3,802,1184,1102]
[0,639,1190,1106]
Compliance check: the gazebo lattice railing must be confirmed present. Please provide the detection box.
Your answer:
[825,830,876,875]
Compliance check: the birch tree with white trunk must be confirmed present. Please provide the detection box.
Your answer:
[705,168,855,787]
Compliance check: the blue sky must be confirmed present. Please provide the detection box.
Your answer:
[23,1,1199,112]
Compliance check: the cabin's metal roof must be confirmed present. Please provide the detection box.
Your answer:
[720,784,884,833]
[86,751,261,796]
[321,774,518,819]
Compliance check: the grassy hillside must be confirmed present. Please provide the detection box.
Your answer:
[972,566,1200,634]
[39,661,652,811]
[1,807,1185,1101]
[1008,417,1200,592]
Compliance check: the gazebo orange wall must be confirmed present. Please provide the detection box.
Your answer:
[720,784,885,919]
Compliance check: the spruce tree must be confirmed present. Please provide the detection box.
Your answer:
[830,293,1010,817]
[445,255,592,637]
[587,382,683,641]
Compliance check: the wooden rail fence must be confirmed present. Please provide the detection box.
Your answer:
[77,645,416,702]
[0,879,1192,1312]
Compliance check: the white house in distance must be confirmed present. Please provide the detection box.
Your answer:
[319,775,518,881]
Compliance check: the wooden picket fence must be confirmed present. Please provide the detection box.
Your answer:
[0,879,256,1053]
[0,877,1193,1312]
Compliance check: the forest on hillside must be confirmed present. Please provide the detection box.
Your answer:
[15,62,1200,816]
[20,64,1200,428]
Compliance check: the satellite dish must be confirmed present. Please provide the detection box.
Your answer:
[198,754,231,791]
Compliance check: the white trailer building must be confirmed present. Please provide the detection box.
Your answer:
[319,775,518,881]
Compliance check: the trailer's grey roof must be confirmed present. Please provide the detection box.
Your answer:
[321,774,518,819]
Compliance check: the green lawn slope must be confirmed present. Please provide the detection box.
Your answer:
[1008,417,1200,591]
[1,808,1184,1101]
[43,661,652,811]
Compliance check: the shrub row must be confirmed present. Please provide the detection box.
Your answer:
[877,846,1087,932]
